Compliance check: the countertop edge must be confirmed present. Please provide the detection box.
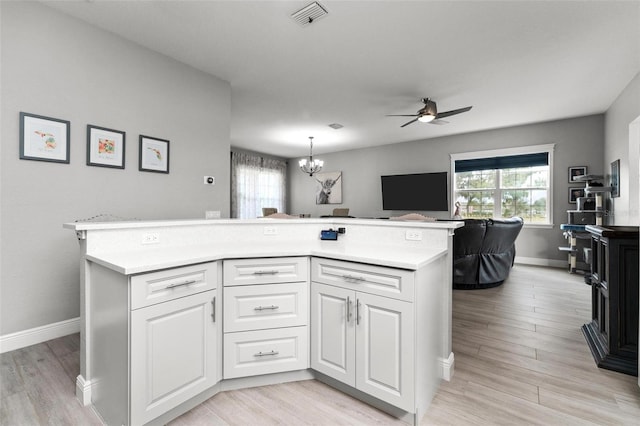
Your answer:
[86,246,447,275]
[65,218,464,231]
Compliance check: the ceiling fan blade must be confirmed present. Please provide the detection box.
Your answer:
[428,119,449,125]
[400,118,419,127]
[386,114,419,117]
[435,106,472,119]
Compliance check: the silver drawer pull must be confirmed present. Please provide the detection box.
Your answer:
[254,305,279,311]
[342,274,365,282]
[165,279,197,289]
[253,270,279,275]
[254,350,279,357]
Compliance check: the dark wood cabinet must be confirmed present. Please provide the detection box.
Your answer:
[582,225,638,376]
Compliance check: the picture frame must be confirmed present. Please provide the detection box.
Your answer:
[610,159,620,198]
[139,135,169,174]
[569,187,585,204]
[19,112,70,163]
[315,171,342,204]
[568,166,587,183]
[87,125,125,169]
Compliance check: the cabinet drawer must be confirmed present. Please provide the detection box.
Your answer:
[311,258,414,301]
[223,327,308,379]
[131,262,218,310]
[223,257,308,286]
[224,282,308,333]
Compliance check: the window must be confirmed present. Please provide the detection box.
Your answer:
[450,144,554,225]
[231,151,287,219]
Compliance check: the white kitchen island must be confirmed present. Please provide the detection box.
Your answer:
[65,218,462,425]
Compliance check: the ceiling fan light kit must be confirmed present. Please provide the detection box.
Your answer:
[299,136,324,176]
[386,97,472,128]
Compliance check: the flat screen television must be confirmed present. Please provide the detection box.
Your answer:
[381,172,449,211]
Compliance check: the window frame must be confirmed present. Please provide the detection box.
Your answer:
[450,144,555,228]
[231,151,287,219]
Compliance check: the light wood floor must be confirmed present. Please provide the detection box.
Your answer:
[2,265,639,425]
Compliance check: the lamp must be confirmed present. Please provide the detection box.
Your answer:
[299,136,324,176]
[417,99,437,123]
[418,114,435,123]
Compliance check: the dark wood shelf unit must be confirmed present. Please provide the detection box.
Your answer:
[582,225,638,376]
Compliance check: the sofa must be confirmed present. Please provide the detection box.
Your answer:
[453,217,524,289]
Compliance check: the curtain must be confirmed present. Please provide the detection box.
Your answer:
[231,151,287,219]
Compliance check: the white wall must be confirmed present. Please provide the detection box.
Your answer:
[288,115,605,262]
[604,72,640,225]
[0,2,231,335]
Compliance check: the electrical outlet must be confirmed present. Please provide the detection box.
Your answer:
[205,210,220,219]
[204,176,215,185]
[405,230,422,241]
[141,233,160,245]
[263,226,278,236]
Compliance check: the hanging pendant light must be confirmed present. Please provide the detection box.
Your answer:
[299,136,324,176]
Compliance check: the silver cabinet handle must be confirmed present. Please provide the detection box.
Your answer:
[254,350,279,357]
[342,274,365,282]
[254,305,279,311]
[356,299,361,325]
[211,297,216,323]
[166,279,196,289]
[253,270,278,275]
[346,296,352,322]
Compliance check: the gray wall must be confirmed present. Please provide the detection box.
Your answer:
[288,115,605,262]
[0,2,231,335]
[604,72,640,226]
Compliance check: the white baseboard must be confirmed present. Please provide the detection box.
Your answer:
[440,352,455,381]
[76,375,92,406]
[515,256,567,269]
[0,317,80,354]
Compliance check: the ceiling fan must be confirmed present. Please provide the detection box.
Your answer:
[387,98,472,128]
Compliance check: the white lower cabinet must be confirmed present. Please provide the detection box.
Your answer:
[311,266,415,412]
[88,254,442,425]
[130,290,218,425]
[87,260,220,426]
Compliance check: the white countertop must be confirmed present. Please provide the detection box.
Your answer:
[86,240,447,275]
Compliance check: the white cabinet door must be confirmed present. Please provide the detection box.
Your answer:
[311,283,355,387]
[356,292,414,412]
[130,290,218,426]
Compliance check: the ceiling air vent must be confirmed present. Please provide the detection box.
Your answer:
[291,2,328,26]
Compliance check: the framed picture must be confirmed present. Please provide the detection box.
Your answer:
[139,135,169,173]
[315,171,342,204]
[610,159,620,198]
[87,125,125,169]
[569,187,585,204]
[568,166,587,183]
[19,112,70,163]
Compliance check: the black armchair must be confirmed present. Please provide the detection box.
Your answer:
[453,217,524,289]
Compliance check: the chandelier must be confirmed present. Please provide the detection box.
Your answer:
[299,136,324,176]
